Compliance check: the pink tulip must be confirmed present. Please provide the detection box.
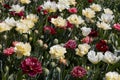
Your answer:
[81,36,93,44]
[68,8,77,13]
[3,47,14,56]
[113,23,120,31]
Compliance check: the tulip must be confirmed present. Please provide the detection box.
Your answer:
[102,51,120,64]
[87,50,103,64]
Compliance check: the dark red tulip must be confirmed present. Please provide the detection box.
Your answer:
[64,40,77,49]
[96,40,109,52]
[44,26,56,34]
[71,66,87,78]
[21,57,42,77]
[88,0,93,3]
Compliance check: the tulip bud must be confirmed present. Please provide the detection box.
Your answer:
[56,67,61,73]
[74,36,78,41]
[40,35,44,39]
[90,19,94,23]
[50,62,56,67]
[60,13,64,16]
[29,37,33,41]
[115,41,118,46]
[108,40,111,43]
[34,30,39,34]
[3,35,7,40]
[76,25,79,28]
[43,68,49,76]
[5,66,9,72]
[23,34,28,39]
[37,40,43,47]
[0,44,2,49]
[53,39,58,44]
[42,56,44,59]
[68,28,72,31]
[86,66,90,70]
[43,44,48,49]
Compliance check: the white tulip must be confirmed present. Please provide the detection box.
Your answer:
[96,21,111,30]
[99,13,114,23]
[57,0,70,11]
[49,45,67,59]
[0,22,11,32]
[102,51,120,64]
[81,27,91,36]
[9,4,24,13]
[16,21,29,33]
[104,8,113,15]
[105,71,120,80]
[20,0,31,4]
[42,1,57,13]
[87,50,103,64]
[75,43,90,57]
[67,14,84,25]
[5,17,16,27]
[90,3,101,12]
[82,8,95,19]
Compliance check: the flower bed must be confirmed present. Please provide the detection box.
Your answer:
[0,0,120,80]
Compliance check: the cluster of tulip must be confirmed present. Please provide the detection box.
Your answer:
[0,0,120,80]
